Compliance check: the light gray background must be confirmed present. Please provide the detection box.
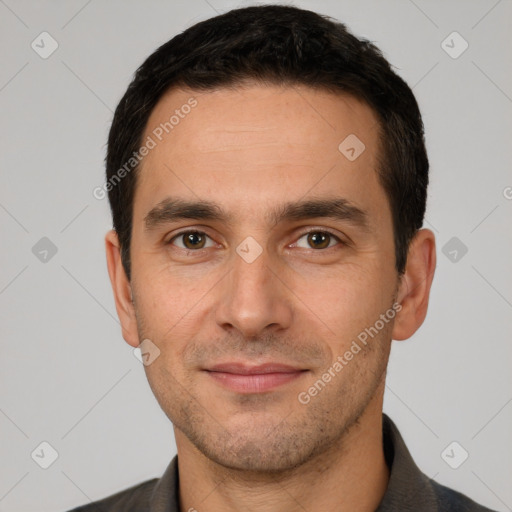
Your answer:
[1,0,511,511]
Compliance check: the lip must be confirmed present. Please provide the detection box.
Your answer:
[207,362,305,374]
[204,362,308,393]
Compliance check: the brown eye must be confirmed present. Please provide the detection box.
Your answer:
[169,231,213,250]
[295,231,341,250]
[307,232,330,249]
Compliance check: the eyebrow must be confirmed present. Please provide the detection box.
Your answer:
[144,196,370,232]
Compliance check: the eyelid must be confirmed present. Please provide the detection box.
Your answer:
[166,229,217,249]
[290,227,345,249]
[166,227,347,250]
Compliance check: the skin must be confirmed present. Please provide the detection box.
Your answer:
[105,83,436,512]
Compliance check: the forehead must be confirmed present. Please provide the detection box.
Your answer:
[134,83,387,225]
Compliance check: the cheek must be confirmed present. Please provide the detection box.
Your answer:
[306,258,380,301]
[133,273,202,364]
[293,261,394,352]
[143,362,193,427]
[136,260,209,317]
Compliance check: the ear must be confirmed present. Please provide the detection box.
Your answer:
[392,228,436,341]
[105,230,140,348]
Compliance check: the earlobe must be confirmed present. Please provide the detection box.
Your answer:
[105,230,140,348]
[392,229,436,341]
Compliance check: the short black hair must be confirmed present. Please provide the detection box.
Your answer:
[105,4,428,281]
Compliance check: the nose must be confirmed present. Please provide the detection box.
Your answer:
[214,243,293,339]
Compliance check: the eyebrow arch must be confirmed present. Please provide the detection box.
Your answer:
[144,196,370,232]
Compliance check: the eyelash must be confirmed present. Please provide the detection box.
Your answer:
[166,229,345,252]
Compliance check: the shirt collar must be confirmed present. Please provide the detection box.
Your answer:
[376,413,438,511]
[149,454,180,512]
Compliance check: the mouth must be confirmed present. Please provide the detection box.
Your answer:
[203,362,309,393]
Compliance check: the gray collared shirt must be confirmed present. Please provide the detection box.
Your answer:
[67,414,496,511]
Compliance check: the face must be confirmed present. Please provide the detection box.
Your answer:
[121,84,402,472]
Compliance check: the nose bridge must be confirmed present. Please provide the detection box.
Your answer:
[215,238,292,336]
[233,241,273,295]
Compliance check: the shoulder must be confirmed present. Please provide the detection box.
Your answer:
[66,455,179,512]
[66,477,159,512]
[380,414,498,512]
[431,479,497,512]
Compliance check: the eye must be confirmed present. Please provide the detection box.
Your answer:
[293,230,342,250]
[168,230,215,250]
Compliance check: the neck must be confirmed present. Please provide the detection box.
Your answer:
[175,391,390,512]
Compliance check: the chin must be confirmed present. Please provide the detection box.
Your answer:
[207,438,309,473]
[185,419,329,474]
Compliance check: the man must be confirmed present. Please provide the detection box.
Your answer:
[70,4,496,511]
